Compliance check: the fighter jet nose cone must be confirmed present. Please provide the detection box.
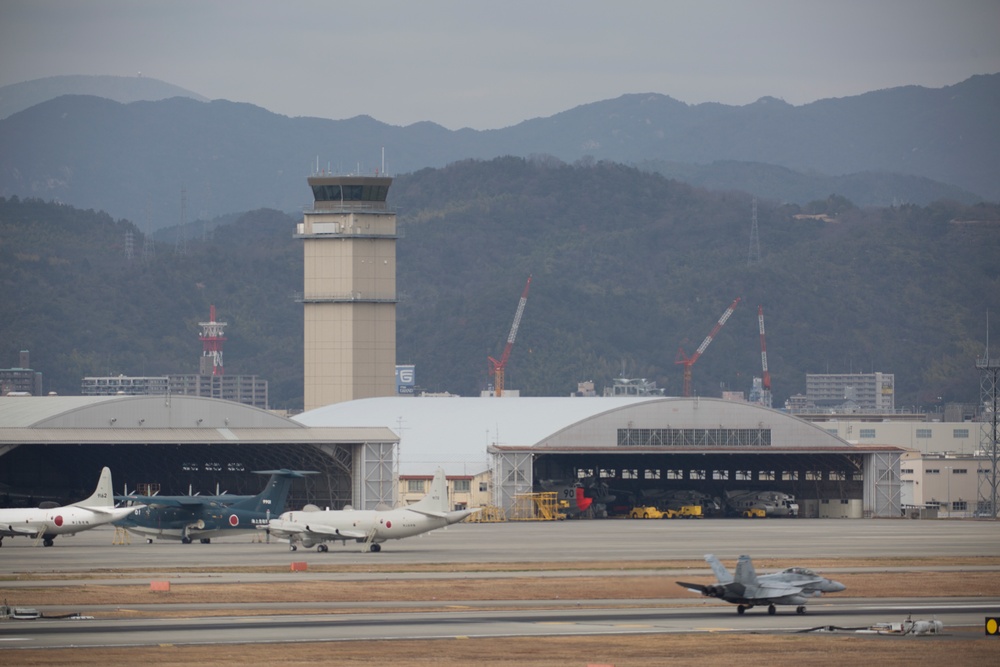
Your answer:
[830,581,847,592]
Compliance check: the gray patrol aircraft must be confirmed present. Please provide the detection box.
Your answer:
[676,553,846,615]
[265,468,479,552]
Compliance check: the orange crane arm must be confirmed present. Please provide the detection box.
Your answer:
[488,275,532,397]
[675,296,741,397]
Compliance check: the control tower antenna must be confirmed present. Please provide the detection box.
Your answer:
[198,305,227,376]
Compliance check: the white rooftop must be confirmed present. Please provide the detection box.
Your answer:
[296,396,660,475]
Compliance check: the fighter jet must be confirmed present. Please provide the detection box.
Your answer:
[265,467,479,552]
[676,553,846,615]
[0,467,141,547]
[115,469,313,543]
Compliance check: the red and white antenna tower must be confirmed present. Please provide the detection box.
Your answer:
[488,275,532,397]
[675,297,741,397]
[758,305,773,408]
[199,305,227,376]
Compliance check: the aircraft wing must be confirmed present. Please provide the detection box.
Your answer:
[77,503,146,515]
[2,524,41,537]
[300,522,368,540]
[407,508,448,519]
[118,495,204,509]
[744,581,803,600]
[676,581,712,595]
[265,519,367,540]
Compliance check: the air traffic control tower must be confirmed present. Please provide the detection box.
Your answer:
[297,174,396,411]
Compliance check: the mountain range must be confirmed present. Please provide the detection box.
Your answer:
[2,157,998,410]
[0,73,996,235]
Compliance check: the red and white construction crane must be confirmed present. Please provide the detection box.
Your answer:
[675,296,741,397]
[757,305,773,408]
[488,275,532,397]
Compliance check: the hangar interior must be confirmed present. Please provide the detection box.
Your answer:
[0,396,397,510]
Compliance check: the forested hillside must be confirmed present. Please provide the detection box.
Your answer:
[2,157,998,409]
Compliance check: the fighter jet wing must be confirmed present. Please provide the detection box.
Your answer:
[744,581,803,599]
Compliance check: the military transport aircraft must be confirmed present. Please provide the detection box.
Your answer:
[676,553,846,615]
[265,468,479,552]
[115,469,312,543]
[0,467,140,547]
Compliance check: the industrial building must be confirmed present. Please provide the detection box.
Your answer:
[0,350,43,396]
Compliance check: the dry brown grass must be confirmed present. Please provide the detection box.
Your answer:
[11,632,998,667]
[6,557,999,665]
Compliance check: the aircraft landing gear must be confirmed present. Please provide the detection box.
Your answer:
[737,605,747,615]
[796,606,806,615]
[767,604,777,615]
[370,543,381,553]
[289,544,297,552]
[200,538,211,544]
[42,538,54,547]
[317,544,329,552]
[146,538,153,544]
[181,536,192,544]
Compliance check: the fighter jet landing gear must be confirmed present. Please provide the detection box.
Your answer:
[768,604,776,615]
[796,606,806,615]
[146,538,154,544]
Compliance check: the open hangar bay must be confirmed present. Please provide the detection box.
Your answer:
[0,394,906,518]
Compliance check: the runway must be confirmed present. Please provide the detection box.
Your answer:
[2,518,998,572]
[1,599,996,649]
[1,519,998,649]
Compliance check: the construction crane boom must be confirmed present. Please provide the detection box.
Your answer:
[758,305,770,391]
[488,275,532,397]
[675,297,741,397]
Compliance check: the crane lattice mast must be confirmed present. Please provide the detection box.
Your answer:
[758,304,773,408]
[675,297,741,397]
[488,275,532,397]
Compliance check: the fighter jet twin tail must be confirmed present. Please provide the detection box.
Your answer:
[677,553,846,615]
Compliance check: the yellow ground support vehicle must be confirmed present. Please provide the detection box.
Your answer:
[628,506,667,519]
[742,508,766,518]
[674,505,703,519]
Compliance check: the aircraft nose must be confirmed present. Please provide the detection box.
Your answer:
[827,579,846,592]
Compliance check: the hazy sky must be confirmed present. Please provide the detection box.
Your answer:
[2,1,998,130]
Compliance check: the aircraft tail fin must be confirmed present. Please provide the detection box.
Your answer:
[233,470,315,515]
[410,468,450,514]
[734,554,760,587]
[72,467,115,508]
[705,553,734,584]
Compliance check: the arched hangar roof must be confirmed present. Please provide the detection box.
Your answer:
[0,394,395,445]
[297,396,864,475]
